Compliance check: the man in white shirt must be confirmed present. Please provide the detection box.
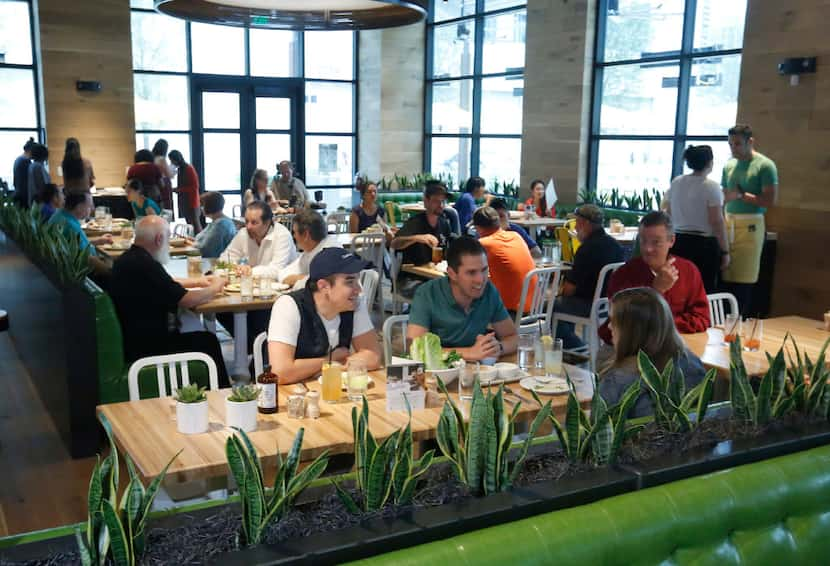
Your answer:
[222,200,297,279]
[268,247,381,384]
[280,209,341,289]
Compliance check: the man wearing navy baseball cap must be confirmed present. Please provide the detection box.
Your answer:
[267,247,381,383]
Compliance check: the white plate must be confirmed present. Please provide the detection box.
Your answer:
[317,374,374,390]
[519,376,569,395]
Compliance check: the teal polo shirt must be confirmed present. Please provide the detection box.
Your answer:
[48,208,96,256]
[721,151,778,215]
[409,276,510,348]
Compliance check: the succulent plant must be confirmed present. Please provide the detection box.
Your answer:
[174,384,207,404]
[228,384,261,402]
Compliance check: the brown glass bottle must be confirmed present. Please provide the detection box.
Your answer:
[257,365,278,414]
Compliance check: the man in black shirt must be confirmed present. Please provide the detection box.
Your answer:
[391,180,454,297]
[554,204,624,348]
[109,215,230,385]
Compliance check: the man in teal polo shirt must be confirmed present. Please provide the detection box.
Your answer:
[407,236,518,362]
[49,191,112,275]
[721,123,779,315]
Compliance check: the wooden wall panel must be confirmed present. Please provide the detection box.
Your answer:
[737,0,830,317]
[38,0,135,189]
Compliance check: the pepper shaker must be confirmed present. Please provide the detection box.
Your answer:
[305,391,320,419]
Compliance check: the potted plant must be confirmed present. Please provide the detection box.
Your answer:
[174,384,209,434]
[226,384,261,432]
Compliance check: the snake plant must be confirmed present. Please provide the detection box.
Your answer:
[75,414,180,566]
[226,427,329,546]
[532,374,643,465]
[784,334,830,419]
[435,377,552,495]
[729,336,796,426]
[638,350,717,433]
[334,397,434,513]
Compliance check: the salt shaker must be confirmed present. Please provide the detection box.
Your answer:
[305,391,320,419]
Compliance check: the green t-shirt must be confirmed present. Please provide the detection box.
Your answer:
[721,151,778,214]
[408,276,510,348]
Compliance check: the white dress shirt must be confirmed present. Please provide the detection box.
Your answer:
[223,222,297,279]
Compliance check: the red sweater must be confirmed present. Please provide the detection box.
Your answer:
[598,255,710,344]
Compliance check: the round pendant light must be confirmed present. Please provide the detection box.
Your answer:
[155,0,428,30]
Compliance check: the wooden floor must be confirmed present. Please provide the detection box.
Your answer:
[0,332,98,536]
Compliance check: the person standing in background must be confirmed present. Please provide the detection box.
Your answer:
[721,124,778,315]
[127,149,163,204]
[168,150,202,234]
[152,139,174,213]
[12,137,35,205]
[26,143,50,208]
[61,137,95,193]
[663,145,729,294]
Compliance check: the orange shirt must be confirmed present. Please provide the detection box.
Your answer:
[479,229,536,313]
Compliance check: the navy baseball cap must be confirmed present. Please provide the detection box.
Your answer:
[309,247,372,280]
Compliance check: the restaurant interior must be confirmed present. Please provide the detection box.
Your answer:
[1,0,830,564]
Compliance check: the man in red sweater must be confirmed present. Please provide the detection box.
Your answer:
[599,211,710,343]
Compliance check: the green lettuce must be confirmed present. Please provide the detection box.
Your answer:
[411,333,445,370]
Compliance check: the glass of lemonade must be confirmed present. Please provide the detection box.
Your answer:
[347,359,369,402]
[543,338,563,381]
[321,361,343,403]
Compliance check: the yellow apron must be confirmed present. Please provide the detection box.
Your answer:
[722,213,765,284]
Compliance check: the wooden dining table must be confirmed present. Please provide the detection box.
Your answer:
[683,316,829,377]
[97,361,594,483]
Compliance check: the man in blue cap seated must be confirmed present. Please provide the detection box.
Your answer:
[407,236,518,362]
[267,247,382,384]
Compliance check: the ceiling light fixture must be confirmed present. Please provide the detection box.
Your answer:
[155,0,428,30]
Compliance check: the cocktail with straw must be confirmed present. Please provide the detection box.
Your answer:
[742,318,763,352]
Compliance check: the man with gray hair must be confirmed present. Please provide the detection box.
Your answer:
[279,209,340,289]
[109,215,230,385]
[270,160,309,211]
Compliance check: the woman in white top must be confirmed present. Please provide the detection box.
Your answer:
[662,145,729,293]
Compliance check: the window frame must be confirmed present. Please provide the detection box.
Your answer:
[588,0,746,192]
[424,0,526,185]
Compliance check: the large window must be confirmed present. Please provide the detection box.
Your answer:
[426,0,526,187]
[0,0,42,190]
[130,2,357,212]
[590,0,747,194]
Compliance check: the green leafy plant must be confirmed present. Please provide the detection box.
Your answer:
[609,188,622,209]
[76,414,180,566]
[653,189,662,210]
[729,336,794,426]
[623,193,642,211]
[334,397,434,513]
[577,188,598,205]
[784,334,830,418]
[641,189,653,211]
[228,384,261,402]
[226,427,330,546]
[435,377,552,495]
[532,375,643,465]
[173,384,207,403]
[638,351,717,433]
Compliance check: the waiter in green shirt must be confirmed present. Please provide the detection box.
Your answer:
[721,124,779,315]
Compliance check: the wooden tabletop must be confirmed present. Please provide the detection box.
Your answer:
[683,316,830,376]
[608,227,639,244]
[511,217,567,228]
[95,235,199,259]
[402,263,445,279]
[97,363,593,483]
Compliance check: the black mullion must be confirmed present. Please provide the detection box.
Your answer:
[594,134,676,141]
[255,129,293,135]
[244,26,251,77]
[429,69,524,83]
[434,4,524,27]
[672,0,698,178]
[24,0,42,139]
[424,1,435,174]
[0,62,37,71]
[353,31,359,185]
[469,0,485,179]
[598,47,742,70]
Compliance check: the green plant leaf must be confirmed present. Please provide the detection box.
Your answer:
[565,389,581,461]
[333,479,361,515]
[756,366,773,425]
[365,433,397,511]
[101,499,132,566]
[436,401,463,481]
[465,381,488,493]
[76,528,93,566]
[508,400,552,485]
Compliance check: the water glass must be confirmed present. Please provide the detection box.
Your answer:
[517,333,535,371]
[240,274,253,300]
[742,318,763,352]
[534,335,549,370]
[187,255,203,278]
[347,359,369,402]
[102,213,113,232]
[459,362,478,401]
[94,206,108,223]
[544,338,563,380]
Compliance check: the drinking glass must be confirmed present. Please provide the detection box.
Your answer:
[517,332,535,371]
[742,318,763,352]
[431,247,443,264]
[543,338,563,380]
[103,212,113,232]
[240,274,253,300]
[723,313,741,345]
[94,206,108,223]
[534,334,550,371]
[187,255,203,278]
[347,359,369,402]
[459,362,478,401]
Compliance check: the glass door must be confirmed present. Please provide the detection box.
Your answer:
[191,77,303,216]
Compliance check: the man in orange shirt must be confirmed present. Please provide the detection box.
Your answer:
[473,206,536,316]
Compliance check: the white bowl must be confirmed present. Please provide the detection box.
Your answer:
[494,362,519,380]
[478,365,499,383]
[428,367,459,385]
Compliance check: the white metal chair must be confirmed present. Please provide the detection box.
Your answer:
[127,352,219,401]
[274,213,295,235]
[707,292,739,328]
[232,204,243,219]
[359,269,380,317]
[352,232,386,315]
[551,261,624,359]
[253,331,268,378]
[382,314,410,366]
[326,212,350,234]
[513,266,563,330]
[588,297,610,371]
[389,250,412,315]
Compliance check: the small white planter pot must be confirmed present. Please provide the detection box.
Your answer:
[226,398,258,432]
[176,401,209,434]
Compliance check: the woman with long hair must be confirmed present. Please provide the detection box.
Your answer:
[522,178,554,217]
[127,149,162,204]
[168,150,203,234]
[243,168,283,212]
[61,137,95,192]
[125,178,161,218]
[350,180,391,233]
[662,144,729,293]
[599,286,705,417]
[152,138,174,212]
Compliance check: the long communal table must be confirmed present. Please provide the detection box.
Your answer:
[97,361,594,483]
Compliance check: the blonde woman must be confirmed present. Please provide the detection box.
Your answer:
[600,286,705,418]
[243,168,285,213]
